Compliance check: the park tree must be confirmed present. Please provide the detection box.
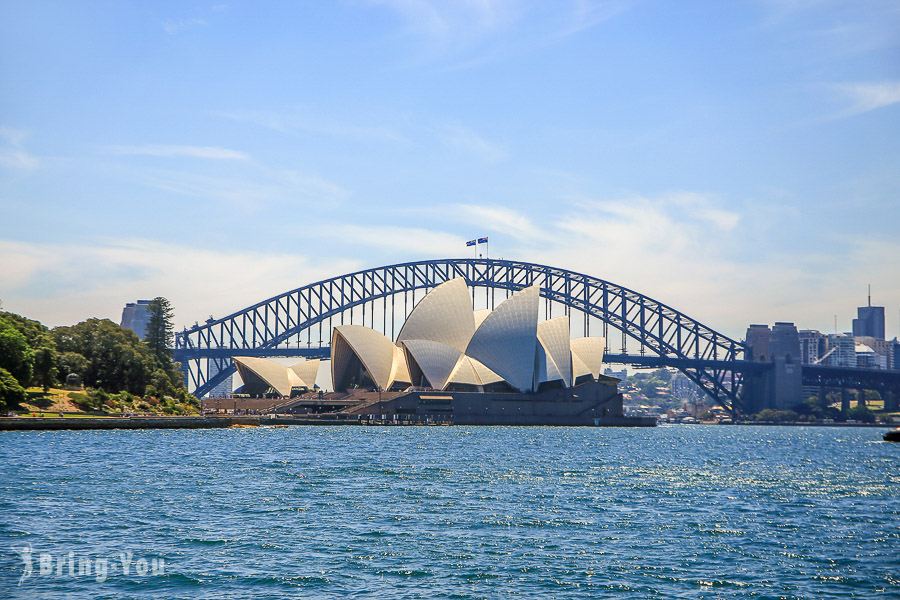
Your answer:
[0,367,27,411]
[0,316,34,386]
[53,319,155,395]
[144,297,174,368]
[57,351,89,380]
[0,311,59,390]
[847,404,876,423]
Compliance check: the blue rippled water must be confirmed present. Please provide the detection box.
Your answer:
[1,425,897,599]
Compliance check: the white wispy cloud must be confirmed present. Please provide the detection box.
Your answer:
[128,165,350,210]
[526,194,896,338]
[451,204,550,241]
[833,82,900,117]
[550,0,633,39]
[163,17,208,35]
[373,0,629,65]
[2,193,898,341]
[325,224,466,257]
[0,126,39,170]
[439,123,507,162]
[108,144,251,160]
[216,107,409,144]
[376,0,520,48]
[0,238,361,329]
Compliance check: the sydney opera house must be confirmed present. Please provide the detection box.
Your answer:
[231,278,652,426]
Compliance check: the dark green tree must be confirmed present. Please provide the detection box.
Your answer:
[144,297,174,368]
[0,316,34,386]
[1,312,58,390]
[847,404,876,423]
[0,366,27,411]
[53,319,155,395]
[57,351,89,380]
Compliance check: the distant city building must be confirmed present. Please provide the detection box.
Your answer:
[603,367,627,381]
[854,343,879,369]
[798,330,827,364]
[854,336,893,370]
[851,291,885,339]
[824,333,856,368]
[121,300,152,340]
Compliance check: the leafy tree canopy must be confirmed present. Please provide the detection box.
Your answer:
[0,311,58,390]
[0,366,27,411]
[52,318,155,395]
[847,404,876,423]
[0,315,34,386]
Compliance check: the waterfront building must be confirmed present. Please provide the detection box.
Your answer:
[233,356,320,397]
[120,300,152,340]
[230,279,648,425]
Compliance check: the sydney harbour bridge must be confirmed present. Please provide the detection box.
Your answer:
[173,258,900,415]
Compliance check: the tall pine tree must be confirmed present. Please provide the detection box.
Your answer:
[144,297,174,368]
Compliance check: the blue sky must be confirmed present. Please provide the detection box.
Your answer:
[1,0,898,341]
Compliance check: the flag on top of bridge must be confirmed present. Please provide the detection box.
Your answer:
[478,237,488,244]
[466,239,476,246]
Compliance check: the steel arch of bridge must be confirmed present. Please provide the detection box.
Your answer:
[174,258,748,412]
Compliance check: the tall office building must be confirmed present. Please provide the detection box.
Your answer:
[851,289,885,340]
[121,300,153,340]
[798,330,827,364]
[825,333,856,367]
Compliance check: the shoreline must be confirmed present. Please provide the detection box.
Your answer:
[0,415,893,431]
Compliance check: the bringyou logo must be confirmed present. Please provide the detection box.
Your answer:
[12,545,165,586]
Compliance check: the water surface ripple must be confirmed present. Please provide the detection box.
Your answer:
[1,425,897,599]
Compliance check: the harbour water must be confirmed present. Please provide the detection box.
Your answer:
[1,425,897,599]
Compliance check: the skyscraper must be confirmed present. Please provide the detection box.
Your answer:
[852,288,885,340]
[121,300,153,340]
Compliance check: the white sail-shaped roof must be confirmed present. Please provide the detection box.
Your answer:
[233,356,304,397]
[402,339,462,390]
[396,278,475,353]
[446,355,482,386]
[473,309,491,329]
[465,285,540,393]
[390,344,411,386]
[332,325,397,391]
[445,356,504,386]
[537,342,563,384]
[290,359,320,388]
[570,337,606,379]
[537,316,573,387]
[571,351,592,379]
[469,357,504,385]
